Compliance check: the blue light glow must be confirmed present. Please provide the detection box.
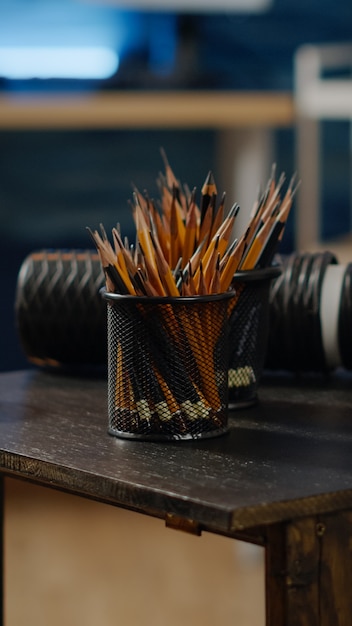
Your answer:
[0,46,119,79]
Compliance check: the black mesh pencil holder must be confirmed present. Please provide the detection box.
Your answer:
[102,289,235,441]
[227,266,281,409]
[15,249,106,370]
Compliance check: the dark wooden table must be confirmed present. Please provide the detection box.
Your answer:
[1,369,352,625]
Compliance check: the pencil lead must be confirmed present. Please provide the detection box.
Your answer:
[160,147,179,190]
[99,222,109,242]
[200,170,217,223]
[86,226,99,248]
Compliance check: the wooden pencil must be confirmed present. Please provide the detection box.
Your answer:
[90,156,296,297]
[200,170,217,224]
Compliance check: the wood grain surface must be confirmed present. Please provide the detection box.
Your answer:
[2,369,352,625]
[1,369,352,535]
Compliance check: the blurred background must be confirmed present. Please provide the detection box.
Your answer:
[1,0,352,372]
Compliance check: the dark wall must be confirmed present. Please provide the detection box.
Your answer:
[0,129,218,371]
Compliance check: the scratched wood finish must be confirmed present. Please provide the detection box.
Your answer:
[319,511,352,625]
[265,523,287,625]
[286,517,320,626]
[266,517,320,626]
[265,511,352,626]
[2,370,352,626]
[1,370,352,536]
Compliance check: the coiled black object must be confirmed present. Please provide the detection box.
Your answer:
[265,251,352,372]
[339,263,352,370]
[15,250,106,370]
[15,249,352,374]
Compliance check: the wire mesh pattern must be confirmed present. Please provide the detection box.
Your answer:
[15,250,106,369]
[105,291,232,440]
[228,267,281,408]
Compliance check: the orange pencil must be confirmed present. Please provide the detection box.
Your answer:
[239,205,280,270]
[200,170,217,224]
[208,253,221,294]
[198,192,215,251]
[203,234,220,290]
[169,188,184,269]
[220,237,247,291]
[134,203,159,275]
[209,191,226,242]
[181,191,198,269]
[150,231,180,297]
[193,205,237,286]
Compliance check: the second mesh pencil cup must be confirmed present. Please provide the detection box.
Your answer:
[228,266,281,409]
[102,289,235,441]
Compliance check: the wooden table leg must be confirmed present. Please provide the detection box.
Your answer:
[0,476,3,626]
[265,512,352,625]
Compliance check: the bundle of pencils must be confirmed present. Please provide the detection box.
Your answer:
[89,151,298,439]
[88,154,298,298]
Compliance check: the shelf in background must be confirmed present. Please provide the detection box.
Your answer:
[0,90,295,130]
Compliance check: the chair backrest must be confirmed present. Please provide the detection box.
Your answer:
[294,43,352,251]
[295,43,352,119]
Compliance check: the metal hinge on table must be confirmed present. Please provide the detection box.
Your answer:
[165,513,202,536]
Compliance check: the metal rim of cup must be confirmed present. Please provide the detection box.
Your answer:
[100,265,282,305]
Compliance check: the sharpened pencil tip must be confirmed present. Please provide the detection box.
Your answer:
[202,170,216,190]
